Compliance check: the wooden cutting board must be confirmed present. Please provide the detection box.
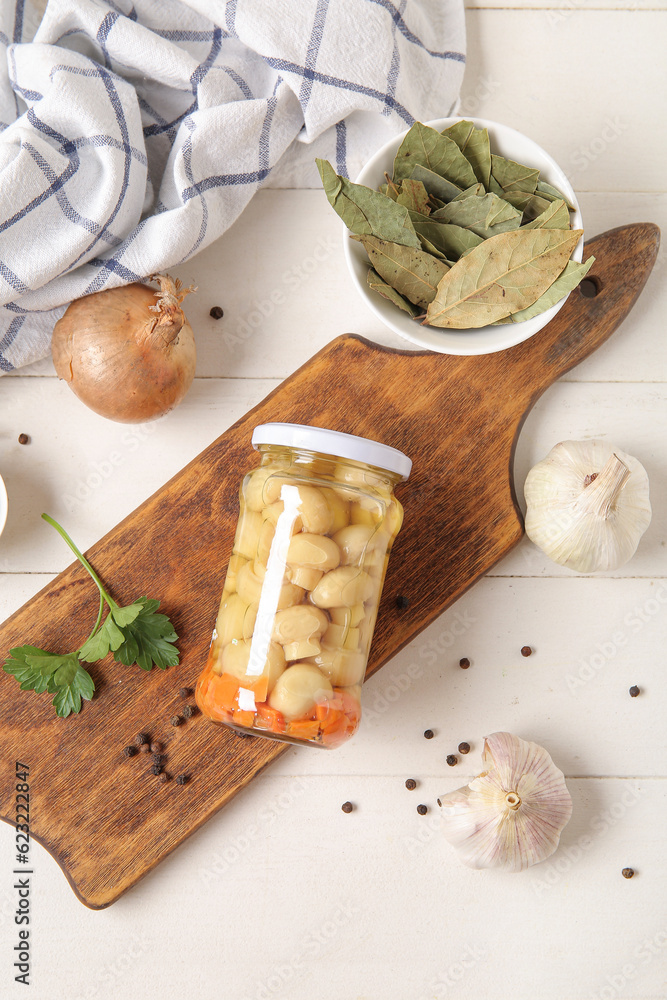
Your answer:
[0,223,659,908]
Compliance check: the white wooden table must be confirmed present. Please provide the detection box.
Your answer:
[1,4,666,997]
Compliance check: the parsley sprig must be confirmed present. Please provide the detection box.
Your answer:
[3,514,179,718]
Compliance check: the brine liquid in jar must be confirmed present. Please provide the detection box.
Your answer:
[196,423,411,748]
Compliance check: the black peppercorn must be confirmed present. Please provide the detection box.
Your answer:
[179,687,193,698]
[209,306,224,320]
[622,868,635,879]
[459,657,470,669]
[405,778,417,790]
[341,801,353,813]
[521,646,532,657]
[395,595,409,609]
[446,754,458,766]
[159,772,169,784]
[151,753,164,765]
[175,774,189,785]
[183,704,197,719]
[134,733,149,746]
[150,741,163,753]
[423,729,434,739]
[123,745,137,758]
[18,433,30,445]
[150,764,162,776]
[458,742,470,754]
[629,686,640,698]
[170,715,182,727]
[417,804,428,815]
[139,743,151,753]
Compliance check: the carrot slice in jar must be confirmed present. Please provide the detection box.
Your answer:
[233,708,256,728]
[286,719,322,740]
[256,704,286,733]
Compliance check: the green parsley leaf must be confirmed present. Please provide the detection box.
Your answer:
[78,603,143,662]
[3,647,95,718]
[4,515,180,718]
[112,596,180,671]
[111,603,144,627]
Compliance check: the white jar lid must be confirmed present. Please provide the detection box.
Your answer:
[251,423,412,480]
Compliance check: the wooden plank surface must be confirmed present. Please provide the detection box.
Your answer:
[0,224,658,909]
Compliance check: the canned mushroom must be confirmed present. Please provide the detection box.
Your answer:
[196,422,411,748]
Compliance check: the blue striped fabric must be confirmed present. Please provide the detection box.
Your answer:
[0,0,465,371]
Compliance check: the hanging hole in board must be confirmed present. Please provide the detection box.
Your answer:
[579,276,602,298]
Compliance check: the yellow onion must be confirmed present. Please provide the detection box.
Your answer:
[52,274,196,423]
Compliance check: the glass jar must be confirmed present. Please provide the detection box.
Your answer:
[196,423,411,748]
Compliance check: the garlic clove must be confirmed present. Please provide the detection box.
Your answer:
[437,732,572,872]
[524,439,651,573]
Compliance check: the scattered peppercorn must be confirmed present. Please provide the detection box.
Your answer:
[150,764,162,776]
[459,657,470,669]
[622,868,635,879]
[423,729,434,739]
[341,801,353,813]
[179,687,193,698]
[417,804,428,815]
[395,595,409,609]
[209,306,224,320]
[151,753,164,765]
[158,772,169,784]
[405,778,417,790]
[18,433,30,445]
[123,745,137,758]
[175,774,189,785]
[521,646,532,657]
[629,686,640,698]
[458,742,470,754]
[139,743,151,753]
[183,704,197,719]
[170,715,182,727]
[150,741,163,753]
[446,754,458,766]
[134,733,149,746]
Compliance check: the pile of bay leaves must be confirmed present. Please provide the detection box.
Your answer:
[317,120,593,329]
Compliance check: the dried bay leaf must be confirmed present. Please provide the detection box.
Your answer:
[317,159,421,248]
[522,193,556,220]
[396,178,431,215]
[488,177,534,213]
[425,228,582,328]
[490,154,539,198]
[367,268,421,317]
[359,235,449,308]
[408,213,484,260]
[441,120,491,187]
[431,192,521,239]
[497,256,594,323]
[536,178,575,211]
[415,233,450,262]
[408,165,463,203]
[393,122,477,189]
[522,198,570,230]
[453,183,486,201]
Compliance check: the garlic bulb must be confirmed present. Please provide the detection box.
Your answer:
[437,732,572,872]
[524,440,651,573]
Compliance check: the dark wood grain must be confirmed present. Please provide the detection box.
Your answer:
[0,224,659,908]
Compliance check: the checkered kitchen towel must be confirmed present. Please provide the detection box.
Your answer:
[0,0,465,372]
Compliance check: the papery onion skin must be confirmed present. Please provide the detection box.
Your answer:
[51,275,196,423]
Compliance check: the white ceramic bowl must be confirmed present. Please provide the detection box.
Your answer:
[343,117,583,356]
[0,474,7,537]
